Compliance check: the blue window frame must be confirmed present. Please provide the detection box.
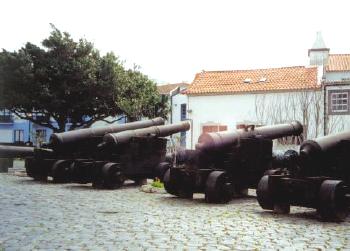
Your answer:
[180,104,187,121]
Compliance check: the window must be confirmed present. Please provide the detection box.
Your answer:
[14,130,24,143]
[180,103,187,121]
[202,124,227,134]
[331,92,348,112]
[0,109,13,122]
[329,91,349,114]
[0,109,11,116]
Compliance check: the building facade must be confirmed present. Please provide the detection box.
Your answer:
[0,110,126,146]
[185,67,321,149]
[0,110,52,146]
[157,83,189,148]
[308,32,350,134]
[184,32,350,149]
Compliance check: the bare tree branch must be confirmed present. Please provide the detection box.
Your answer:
[11,109,59,131]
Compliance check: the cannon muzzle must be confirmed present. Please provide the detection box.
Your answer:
[102,121,191,146]
[0,145,35,158]
[298,130,350,177]
[300,130,350,157]
[196,121,303,150]
[49,117,165,149]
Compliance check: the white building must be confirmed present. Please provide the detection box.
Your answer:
[157,83,189,147]
[308,32,350,134]
[185,67,321,149]
[184,32,350,149]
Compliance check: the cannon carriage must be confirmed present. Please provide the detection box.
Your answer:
[257,130,350,221]
[0,118,190,189]
[23,117,166,183]
[65,122,190,188]
[27,120,190,188]
[163,121,303,203]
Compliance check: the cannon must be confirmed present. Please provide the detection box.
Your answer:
[101,121,191,146]
[163,121,303,203]
[49,117,165,153]
[64,121,191,188]
[257,130,350,221]
[23,117,165,182]
[0,145,35,158]
[0,145,35,172]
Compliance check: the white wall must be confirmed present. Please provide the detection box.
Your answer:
[188,94,255,149]
[187,90,323,149]
[170,92,188,148]
[171,93,187,124]
[309,50,329,66]
[326,72,350,82]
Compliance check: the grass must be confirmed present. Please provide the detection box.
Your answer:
[151,178,164,188]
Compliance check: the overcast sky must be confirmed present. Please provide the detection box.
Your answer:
[1,0,349,84]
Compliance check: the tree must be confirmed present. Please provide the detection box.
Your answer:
[0,25,167,132]
[254,89,322,140]
[117,66,169,121]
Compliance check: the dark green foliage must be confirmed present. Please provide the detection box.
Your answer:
[117,66,169,121]
[0,24,168,132]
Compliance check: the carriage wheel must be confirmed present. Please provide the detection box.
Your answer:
[26,158,47,181]
[155,162,171,182]
[51,160,72,183]
[25,157,35,177]
[163,168,193,198]
[257,175,275,210]
[101,162,125,189]
[163,168,180,196]
[205,171,234,203]
[318,180,348,222]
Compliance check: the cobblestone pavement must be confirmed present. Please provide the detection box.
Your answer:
[0,173,349,251]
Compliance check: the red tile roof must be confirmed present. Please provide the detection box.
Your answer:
[186,66,319,95]
[157,83,189,95]
[326,54,350,72]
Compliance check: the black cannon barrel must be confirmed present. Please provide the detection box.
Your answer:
[300,130,350,157]
[0,145,35,158]
[196,121,303,151]
[49,117,165,148]
[298,130,350,177]
[102,121,191,146]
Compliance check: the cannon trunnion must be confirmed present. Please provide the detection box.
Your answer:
[257,131,350,221]
[163,121,303,203]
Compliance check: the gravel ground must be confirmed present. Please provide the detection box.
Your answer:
[0,170,349,251]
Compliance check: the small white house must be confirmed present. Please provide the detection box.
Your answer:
[185,66,321,149]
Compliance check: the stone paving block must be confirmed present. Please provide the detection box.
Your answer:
[0,173,349,250]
